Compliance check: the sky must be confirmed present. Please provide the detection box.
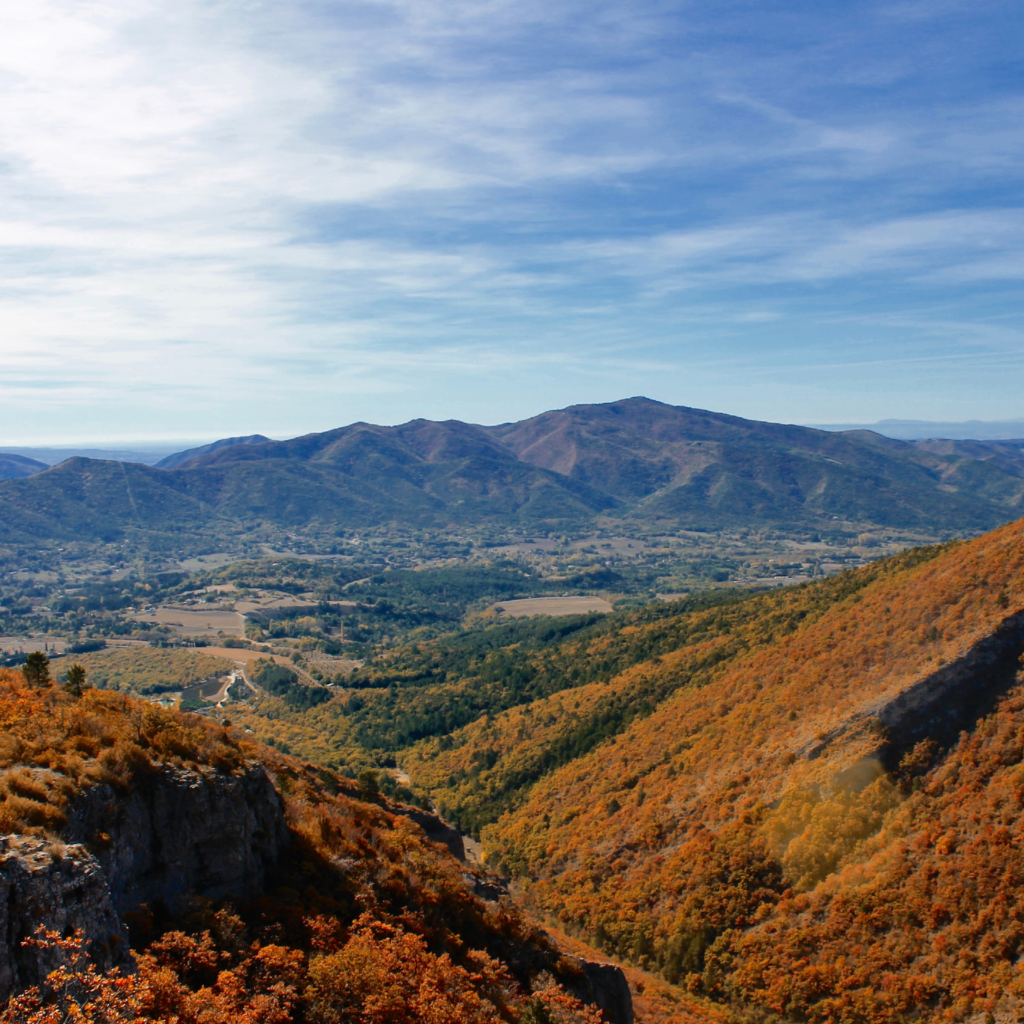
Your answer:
[1,0,1022,443]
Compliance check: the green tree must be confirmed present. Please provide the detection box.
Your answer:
[63,663,87,697]
[22,651,50,687]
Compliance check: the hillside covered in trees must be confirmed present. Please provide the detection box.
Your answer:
[0,667,637,1024]
[4,398,1024,554]
[204,511,1024,1022]
[450,517,1024,1022]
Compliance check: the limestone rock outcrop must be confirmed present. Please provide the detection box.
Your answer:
[63,760,289,917]
[0,835,132,1003]
[560,957,634,1024]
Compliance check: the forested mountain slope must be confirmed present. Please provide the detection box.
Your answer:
[443,516,1024,1022]
[0,453,47,480]
[0,668,630,1023]
[491,400,1024,519]
[4,398,1024,547]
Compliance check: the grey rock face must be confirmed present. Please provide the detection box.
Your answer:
[63,760,289,917]
[0,835,132,1003]
[560,957,634,1024]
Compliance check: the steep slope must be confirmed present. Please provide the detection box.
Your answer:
[0,670,633,1023]
[155,434,272,469]
[405,573,902,834]
[463,518,1024,1022]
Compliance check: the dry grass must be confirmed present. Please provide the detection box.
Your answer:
[0,667,251,836]
[491,597,613,618]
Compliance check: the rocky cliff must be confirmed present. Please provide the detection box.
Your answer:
[560,958,635,1024]
[63,760,289,917]
[0,835,132,1003]
[0,760,288,1002]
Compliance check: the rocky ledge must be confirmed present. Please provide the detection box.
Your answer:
[63,759,289,917]
[0,835,132,1003]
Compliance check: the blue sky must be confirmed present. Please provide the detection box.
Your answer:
[1,0,1022,442]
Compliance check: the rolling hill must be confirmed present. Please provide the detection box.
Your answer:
[3,398,1024,547]
[386,515,1024,1023]
[0,453,47,480]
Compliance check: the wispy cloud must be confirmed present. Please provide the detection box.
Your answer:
[0,0,1021,439]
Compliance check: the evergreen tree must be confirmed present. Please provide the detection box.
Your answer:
[22,651,50,687]
[64,662,87,697]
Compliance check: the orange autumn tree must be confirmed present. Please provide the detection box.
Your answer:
[0,668,612,1024]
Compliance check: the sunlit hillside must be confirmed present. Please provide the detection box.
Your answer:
[460,518,1024,1021]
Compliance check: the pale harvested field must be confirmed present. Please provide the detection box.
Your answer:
[0,637,68,655]
[176,553,239,571]
[133,607,244,637]
[200,646,293,667]
[491,596,613,617]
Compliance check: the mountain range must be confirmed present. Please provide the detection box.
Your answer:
[3,398,1024,546]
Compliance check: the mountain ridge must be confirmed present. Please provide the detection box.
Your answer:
[155,433,272,469]
[4,397,1024,548]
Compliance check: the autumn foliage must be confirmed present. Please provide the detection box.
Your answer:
[0,668,611,1024]
[463,518,1024,1021]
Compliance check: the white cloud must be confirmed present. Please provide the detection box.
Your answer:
[0,0,1021,437]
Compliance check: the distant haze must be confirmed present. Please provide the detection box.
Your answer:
[812,420,1024,442]
[0,443,217,467]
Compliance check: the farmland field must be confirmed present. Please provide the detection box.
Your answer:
[57,647,232,696]
[491,596,613,617]
[132,606,245,637]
